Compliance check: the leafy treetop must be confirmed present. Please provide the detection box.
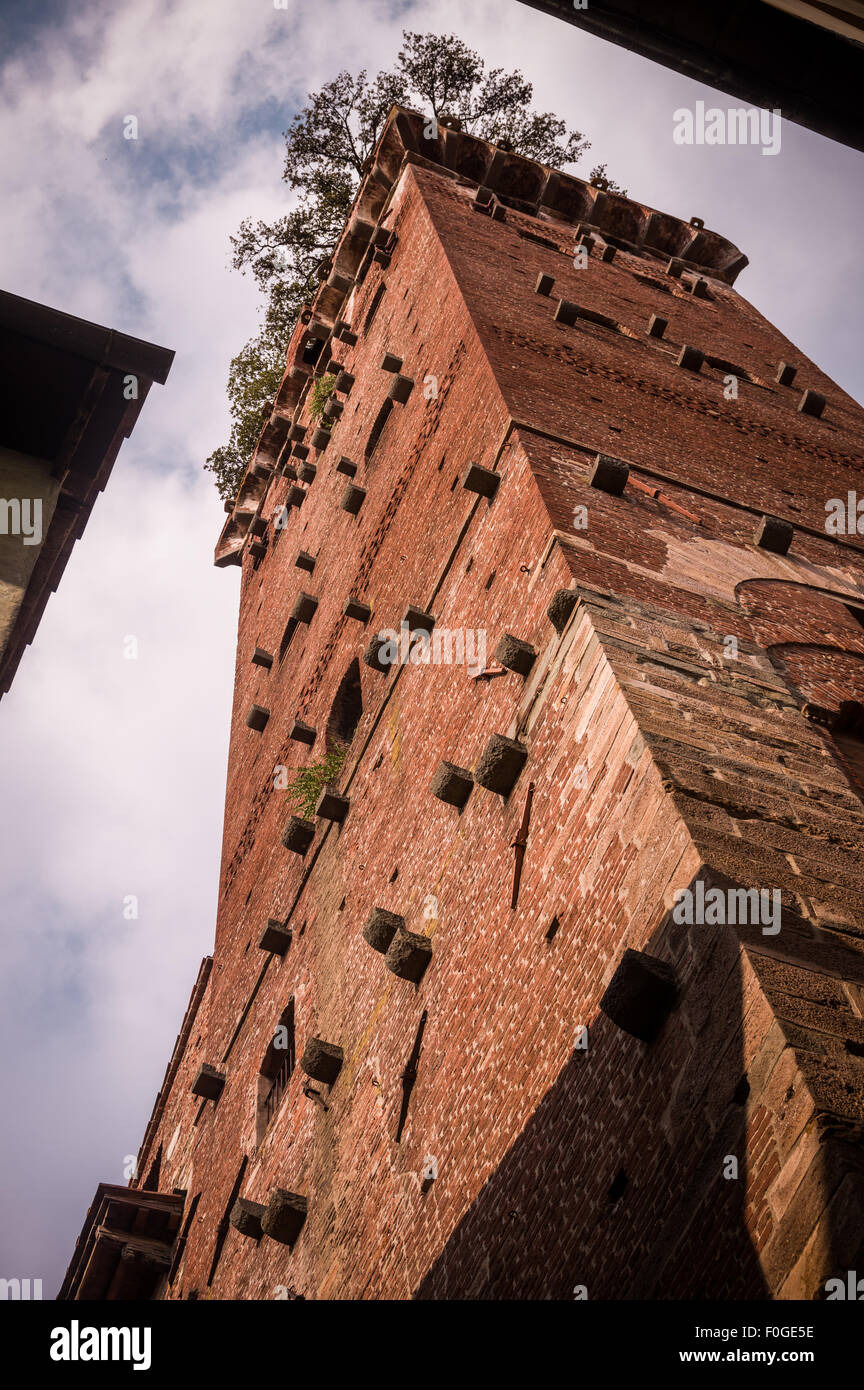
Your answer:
[206,31,624,501]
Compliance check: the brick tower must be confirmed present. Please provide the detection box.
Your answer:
[62,107,864,1302]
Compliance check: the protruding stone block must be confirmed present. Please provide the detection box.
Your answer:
[289,718,316,746]
[230,1199,265,1239]
[600,948,677,1042]
[601,244,616,263]
[258,919,292,955]
[402,605,435,634]
[289,424,306,442]
[775,361,797,387]
[299,462,317,484]
[535,272,555,296]
[462,463,500,498]
[310,427,331,451]
[493,634,537,676]
[547,589,578,634]
[250,514,266,537]
[261,1189,307,1246]
[286,485,306,508]
[314,785,349,822]
[344,597,371,622]
[281,817,315,855]
[292,444,309,461]
[295,551,315,572]
[554,298,580,327]
[474,734,528,796]
[363,634,393,673]
[647,314,667,339]
[380,352,403,373]
[385,927,432,983]
[249,540,267,560]
[191,1064,225,1101]
[334,371,355,394]
[300,1038,343,1086]
[336,456,357,477]
[388,374,414,404]
[282,463,298,480]
[323,398,343,419]
[246,704,270,733]
[251,647,273,669]
[340,484,366,515]
[363,908,404,954]
[665,257,682,277]
[430,761,473,809]
[677,344,704,373]
[292,592,318,624]
[799,389,826,419]
[590,453,629,495]
[755,514,793,555]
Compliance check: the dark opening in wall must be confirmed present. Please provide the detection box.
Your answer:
[279,618,299,665]
[365,399,393,460]
[208,1158,247,1286]
[608,1170,628,1203]
[256,1000,296,1144]
[168,1191,200,1286]
[845,604,864,631]
[142,1144,162,1191]
[364,283,386,334]
[327,658,363,749]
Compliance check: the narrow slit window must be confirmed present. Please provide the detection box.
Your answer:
[256,1000,296,1144]
[279,618,298,665]
[365,399,393,460]
[364,283,386,334]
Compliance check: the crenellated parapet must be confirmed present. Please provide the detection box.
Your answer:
[214,104,747,567]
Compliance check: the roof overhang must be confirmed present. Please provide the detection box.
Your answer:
[57,1185,184,1301]
[0,290,174,697]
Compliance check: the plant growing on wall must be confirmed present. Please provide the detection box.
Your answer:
[308,373,336,428]
[284,746,347,818]
[205,29,622,501]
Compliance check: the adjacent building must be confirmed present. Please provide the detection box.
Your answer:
[0,290,173,699]
[519,0,864,152]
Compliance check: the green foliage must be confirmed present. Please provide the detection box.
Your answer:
[309,373,336,424]
[587,163,628,194]
[284,747,347,818]
[206,29,623,500]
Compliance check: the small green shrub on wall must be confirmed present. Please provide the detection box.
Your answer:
[309,373,336,427]
[284,745,347,817]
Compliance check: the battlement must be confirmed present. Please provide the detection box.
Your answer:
[215,104,746,566]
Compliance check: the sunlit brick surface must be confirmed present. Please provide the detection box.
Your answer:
[101,113,864,1302]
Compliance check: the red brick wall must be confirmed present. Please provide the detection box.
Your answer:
[128,156,864,1302]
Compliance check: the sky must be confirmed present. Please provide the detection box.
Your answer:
[0,0,861,1299]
